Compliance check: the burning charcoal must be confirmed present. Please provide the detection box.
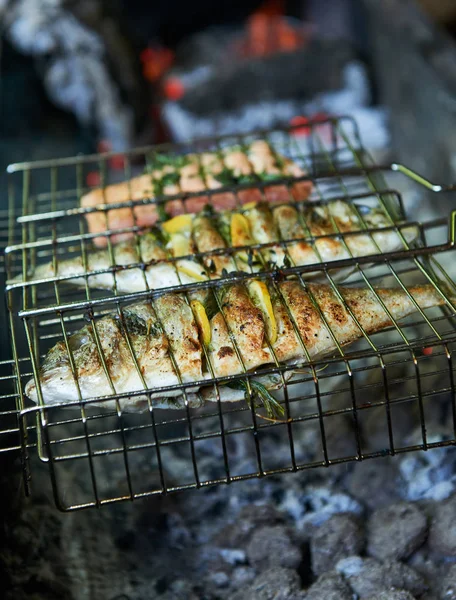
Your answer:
[304,571,352,600]
[245,525,302,571]
[228,566,304,600]
[310,513,364,575]
[336,556,427,598]
[429,494,456,556]
[346,458,401,510]
[367,502,427,561]
[214,504,284,548]
[365,592,416,600]
[440,564,456,600]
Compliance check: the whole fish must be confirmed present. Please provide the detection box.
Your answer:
[81,141,313,247]
[17,200,418,292]
[25,281,451,413]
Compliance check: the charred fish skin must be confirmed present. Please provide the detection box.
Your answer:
[16,199,419,292]
[25,281,452,410]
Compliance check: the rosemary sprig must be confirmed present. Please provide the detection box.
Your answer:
[228,378,285,419]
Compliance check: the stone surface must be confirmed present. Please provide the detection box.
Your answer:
[346,458,401,510]
[229,567,304,600]
[336,556,427,599]
[304,571,352,600]
[310,513,364,575]
[429,495,456,556]
[367,502,427,560]
[246,526,302,571]
[365,592,416,600]
[440,564,456,600]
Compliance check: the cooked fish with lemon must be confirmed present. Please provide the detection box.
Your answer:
[81,141,313,247]
[25,280,452,414]
[15,200,418,292]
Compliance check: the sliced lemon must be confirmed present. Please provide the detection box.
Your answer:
[162,214,193,234]
[169,233,190,257]
[231,212,254,264]
[243,201,257,210]
[248,280,277,345]
[177,261,208,282]
[191,300,211,346]
[231,213,251,246]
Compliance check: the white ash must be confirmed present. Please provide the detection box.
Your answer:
[280,485,363,528]
[219,549,247,566]
[398,433,456,502]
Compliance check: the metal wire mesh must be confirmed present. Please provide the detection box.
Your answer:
[3,116,456,511]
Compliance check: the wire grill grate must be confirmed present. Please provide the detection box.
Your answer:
[3,116,456,510]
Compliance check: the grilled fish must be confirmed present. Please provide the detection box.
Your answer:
[81,141,313,247]
[18,200,418,292]
[25,281,451,412]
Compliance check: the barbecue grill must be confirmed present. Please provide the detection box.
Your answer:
[2,116,456,511]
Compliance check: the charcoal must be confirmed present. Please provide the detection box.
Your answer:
[429,495,456,556]
[336,556,427,598]
[346,458,401,510]
[228,566,304,600]
[440,564,456,600]
[304,571,352,600]
[367,503,427,560]
[231,566,256,589]
[214,504,284,548]
[310,513,364,575]
[246,525,302,571]
[365,592,416,600]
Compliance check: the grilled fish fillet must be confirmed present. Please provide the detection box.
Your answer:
[18,200,418,292]
[81,141,313,247]
[25,281,451,411]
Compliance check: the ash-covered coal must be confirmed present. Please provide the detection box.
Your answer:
[1,381,456,599]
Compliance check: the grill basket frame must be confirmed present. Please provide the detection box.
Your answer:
[3,116,456,511]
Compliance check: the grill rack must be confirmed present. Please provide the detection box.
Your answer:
[3,116,456,511]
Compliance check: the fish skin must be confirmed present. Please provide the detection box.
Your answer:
[82,144,313,247]
[25,281,451,410]
[16,200,418,292]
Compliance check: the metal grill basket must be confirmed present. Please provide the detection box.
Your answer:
[3,116,456,511]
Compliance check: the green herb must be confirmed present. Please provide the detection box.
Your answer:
[216,216,231,245]
[237,174,256,185]
[150,152,189,170]
[160,171,180,187]
[215,167,236,186]
[227,379,285,419]
[258,172,283,182]
[201,204,216,219]
[149,226,169,247]
[156,202,169,222]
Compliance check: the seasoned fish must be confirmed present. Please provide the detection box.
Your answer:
[81,141,313,247]
[18,200,418,292]
[25,281,452,412]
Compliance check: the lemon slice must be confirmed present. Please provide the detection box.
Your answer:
[177,261,208,282]
[170,233,190,257]
[231,213,254,263]
[243,201,257,210]
[231,213,251,246]
[248,280,277,344]
[191,300,211,346]
[163,214,193,234]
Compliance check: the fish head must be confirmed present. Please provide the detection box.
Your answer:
[25,321,119,406]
